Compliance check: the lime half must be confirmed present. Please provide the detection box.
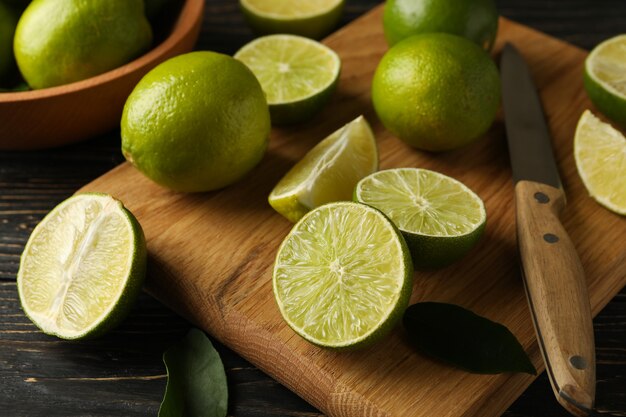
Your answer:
[584,35,626,126]
[574,110,626,215]
[240,0,344,39]
[17,194,147,340]
[235,34,341,125]
[273,202,413,349]
[355,168,486,269]
[269,115,378,222]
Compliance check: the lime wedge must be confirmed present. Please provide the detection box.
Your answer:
[584,35,626,126]
[574,110,626,215]
[240,0,344,40]
[273,202,413,349]
[234,34,341,125]
[269,115,378,222]
[355,168,486,269]
[17,194,147,340]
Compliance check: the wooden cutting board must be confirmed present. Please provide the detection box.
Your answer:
[81,6,626,417]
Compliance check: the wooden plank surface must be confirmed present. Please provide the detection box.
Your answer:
[77,6,626,417]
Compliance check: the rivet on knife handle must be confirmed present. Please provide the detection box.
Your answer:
[515,180,596,416]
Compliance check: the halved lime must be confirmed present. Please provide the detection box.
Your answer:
[574,110,626,215]
[355,168,486,269]
[17,193,147,340]
[584,35,626,126]
[269,115,378,222]
[240,0,344,40]
[234,34,341,125]
[273,202,413,349]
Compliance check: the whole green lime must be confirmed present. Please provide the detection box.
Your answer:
[0,1,17,84]
[121,51,271,193]
[383,0,499,50]
[14,0,152,89]
[371,33,500,152]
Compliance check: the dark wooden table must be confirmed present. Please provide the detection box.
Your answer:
[1,1,624,416]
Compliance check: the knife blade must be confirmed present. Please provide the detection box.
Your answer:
[500,43,596,417]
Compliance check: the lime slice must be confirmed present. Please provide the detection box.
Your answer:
[584,35,626,126]
[574,110,626,215]
[355,168,486,269]
[235,34,341,125]
[17,193,147,340]
[240,0,344,40]
[273,202,413,348]
[269,115,378,222]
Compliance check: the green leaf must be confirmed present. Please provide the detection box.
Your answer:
[159,329,228,417]
[403,302,536,375]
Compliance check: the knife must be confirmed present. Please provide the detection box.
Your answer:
[500,43,596,416]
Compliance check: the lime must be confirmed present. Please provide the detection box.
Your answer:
[0,1,17,84]
[584,35,626,127]
[122,51,270,193]
[269,116,378,222]
[235,34,341,125]
[17,194,147,340]
[383,0,499,50]
[574,110,626,215]
[355,168,486,269]
[14,0,152,89]
[273,201,413,349]
[371,33,500,152]
[240,0,344,40]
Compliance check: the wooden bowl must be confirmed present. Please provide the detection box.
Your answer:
[0,0,205,150]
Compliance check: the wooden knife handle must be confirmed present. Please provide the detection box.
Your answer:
[515,180,596,416]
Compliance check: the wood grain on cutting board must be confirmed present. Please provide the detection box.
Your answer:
[81,6,626,417]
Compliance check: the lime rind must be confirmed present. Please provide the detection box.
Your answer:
[235,34,341,125]
[273,202,413,349]
[355,168,486,269]
[17,193,147,340]
[268,115,378,222]
[574,110,626,215]
[584,35,626,126]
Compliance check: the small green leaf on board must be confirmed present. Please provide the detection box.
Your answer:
[159,329,228,417]
[403,302,536,375]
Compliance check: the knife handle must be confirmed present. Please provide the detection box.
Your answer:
[515,180,595,416]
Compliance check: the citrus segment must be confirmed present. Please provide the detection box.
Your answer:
[235,34,341,124]
[584,35,626,126]
[18,194,147,339]
[574,110,626,215]
[355,168,486,268]
[240,0,344,39]
[273,202,413,348]
[269,116,378,222]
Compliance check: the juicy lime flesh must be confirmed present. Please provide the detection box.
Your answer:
[274,203,409,347]
[575,111,626,213]
[269,116,378,220]
[587,36,626,96]
[241,0,342,17]
[235,35,340,104]
[356,168,485,237]
[19,195,134,337]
